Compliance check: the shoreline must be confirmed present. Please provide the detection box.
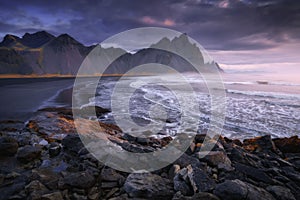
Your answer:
[0,78,74,121]
[0,73,164,79]
[0,107,299,199]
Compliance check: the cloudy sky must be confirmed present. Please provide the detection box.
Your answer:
[0,0,299,72]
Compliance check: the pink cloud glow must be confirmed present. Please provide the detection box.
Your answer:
[141,16,175,27]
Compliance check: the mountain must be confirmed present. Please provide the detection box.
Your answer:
[0,31,96,75]
[21,31,55,48]
[35,34,90,74]
[0,48,33,74]
[0,31,55,49]
[0,35,25,49]
[0,31,223,75]
[100,33,222,74]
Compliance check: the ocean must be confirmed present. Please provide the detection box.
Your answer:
[0,73,299,140]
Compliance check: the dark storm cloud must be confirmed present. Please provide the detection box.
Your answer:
[0,0,299,50]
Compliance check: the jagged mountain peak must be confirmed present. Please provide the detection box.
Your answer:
[0,34,21,47]
[151,33,195,50]
[21,31,55,48]
[4,34,20,40]
[22,30,54,38]
[0,31,223,75]
[174,33,189,41]
[50,34,83,46]
[57,33,77,41]
[151,33,203,61]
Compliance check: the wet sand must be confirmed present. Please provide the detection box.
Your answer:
[0,78,74,121]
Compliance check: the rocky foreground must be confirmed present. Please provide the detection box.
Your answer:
[0,107,300,200]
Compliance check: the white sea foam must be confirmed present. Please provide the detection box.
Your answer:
[73,75,300,139]
[225,81,255,85]
[227,89,300,100]
[39,84,73,109]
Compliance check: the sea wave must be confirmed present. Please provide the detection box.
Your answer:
[227,89,300,100]
[225,81,300,86]
[224,81,254,85]
[39,84,73,109]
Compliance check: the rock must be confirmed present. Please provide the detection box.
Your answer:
[101,182,118,188]
[136,137,149,145]
[174,153,204,168]
[246,182,276,200]
[286,181,300,200]
[273,136,300,153]
[194,134,208,143]
[104,187,119,199]
[266,185,296,200]
[214,179,275,200]
[187,165,215,192]
[194,137,225,152]
[0,136,18,157]
[186,142,196,155]
[41,192,64,200]
[48,142,61,157]
[0,181,26,200]
[25,180,49,194]
[88,186,101,200]
[195,151,232,170]
[39,139,49,146]
[108,194,129,200]
[0,120,24,132]
[285,154,300,168]
[113,140,155,153]
[169,164,181,179]
[0,174,4,184]
[71,193,88,200]
[228,146,247,163]
[243,135,277,153]
[26,120,40,133]
[173,191,220,200]
[60,171,95,189]
[101,167,125,185]
[62,134,83,154]
[124,173,174,199]
[31,168,61,190]
[17,145,42,163]
[80,105,110,117]
[223,137,243,147]
[72,188,85,195]
[281,166,300,184]
[173,168,193,196]
[235,163,273,184]
[17,131,31,146]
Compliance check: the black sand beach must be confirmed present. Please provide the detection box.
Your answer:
[0,78,74,121]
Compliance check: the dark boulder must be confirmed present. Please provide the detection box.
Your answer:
[0,136,18,157]
[124,173,174,199]
[59,171,95,189]
[173,191,220,200]
[214,179,275,200]
[17,145,42,163]
[61,134,83,154]
[266,185,296,200]
[195,151,232,171]
[273,136,300,153]
[173,168,193,196]
[243,135,277,153]
[187,165,215,193]
[48,142,61,157]
[174,153,204,169]
[235,163,273,184]
[101,167,125,186]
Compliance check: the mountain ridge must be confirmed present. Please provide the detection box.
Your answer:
[0,31,223,75]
